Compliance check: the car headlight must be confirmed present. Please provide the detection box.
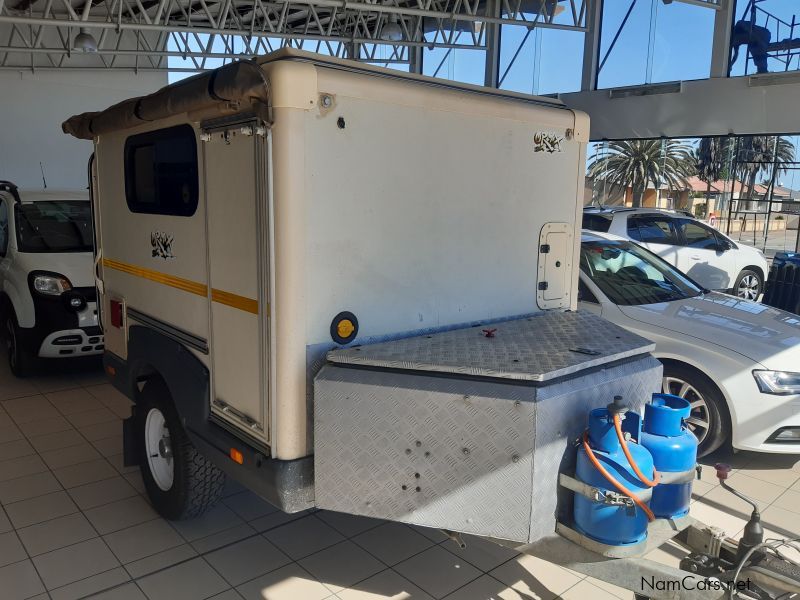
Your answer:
[753,370,800,395]
[32,274,72,296]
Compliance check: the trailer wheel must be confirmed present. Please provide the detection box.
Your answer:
[137,378,225,520]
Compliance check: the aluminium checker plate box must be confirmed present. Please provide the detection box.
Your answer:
[313,310,663,544]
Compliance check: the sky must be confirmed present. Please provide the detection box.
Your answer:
[169,0,800,91]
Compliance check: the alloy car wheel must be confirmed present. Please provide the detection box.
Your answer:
[736,273,761,300]
[662,376,711,446]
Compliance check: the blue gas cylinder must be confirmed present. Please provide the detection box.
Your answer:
[640,394,698,519]
[574,406,655,545]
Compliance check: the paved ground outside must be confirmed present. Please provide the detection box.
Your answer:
[0,348,799,599]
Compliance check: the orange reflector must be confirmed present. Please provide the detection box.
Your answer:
[229,448,244,464]
[105,365,116,377]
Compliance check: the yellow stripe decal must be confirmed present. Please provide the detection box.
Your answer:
[211,289,259,315]
[102,258,259,315]
[102,258,208,297]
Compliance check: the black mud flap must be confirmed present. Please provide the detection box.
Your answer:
[122,413,140,467]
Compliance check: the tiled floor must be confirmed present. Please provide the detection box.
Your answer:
[1,349,799,600]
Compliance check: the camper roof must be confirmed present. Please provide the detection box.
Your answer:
[63,48,568,141]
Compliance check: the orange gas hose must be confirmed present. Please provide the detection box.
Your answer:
[613,414,660,487]
[582,431,656,522]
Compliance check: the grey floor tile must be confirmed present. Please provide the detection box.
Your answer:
[66,409,118,429]
[32,538,120,590]
[106,454,138,475]
[68,476,137,510]
[17,513,98,556]
[190,523,257,555]
[316,511,384,538]
[236,563,331,600]
[0,471,62,505]
[0,438,36,461]
[123,544,197,579]
[442,534,519,572]
[3,396,61,425]
[170,503,244,542]
[352,522,433,566]
[28,429,86,453]
[79,421,124,442]
[49,567,130,600]
[205,535,291,586]
[0,559,46,600]
[5,491,79,528]
[18,416,74,438]
[336,568,435,600]
[103,519,184,564]
[0,380,38,403]
[92,436,124,458]
[299,540,385,594]
[87,582,147,600]
[207,591,245,600]
[0,531,27,567]
[0,423,25,444]
[394,545,482,599]
[40,442,102,470]
[45,389,105,416]
[249,508,310,533]
[84,496,159,535]
[0,453,49,483]
[123,472,146,495]
[222,491,278,522]
[136,557,229,600]
[52,458,118,489]
[440,574,526,600]
[264,514,345,560]
[0,506,11,533]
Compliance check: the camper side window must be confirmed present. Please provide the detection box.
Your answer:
[124,125,199,217]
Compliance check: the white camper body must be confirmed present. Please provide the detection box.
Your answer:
[65,50,663,536]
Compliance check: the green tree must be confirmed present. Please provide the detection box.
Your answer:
[694,137,732,218]
[588,139,696,208]
[734,136,795,203]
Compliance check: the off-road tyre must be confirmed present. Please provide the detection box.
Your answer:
[137,378,225,520]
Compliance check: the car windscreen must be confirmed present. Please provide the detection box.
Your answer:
[15,201,93,253]
[580,239,702,306]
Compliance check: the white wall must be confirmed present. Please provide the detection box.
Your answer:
[0,70,167,190]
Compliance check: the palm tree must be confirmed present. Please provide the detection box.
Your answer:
[694,137,732,218]
[734,136,795,204]
[588,139,696,208]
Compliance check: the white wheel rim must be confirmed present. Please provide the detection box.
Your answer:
[662,376,711,445]
[737,274,759,300]
[145,408,174,491]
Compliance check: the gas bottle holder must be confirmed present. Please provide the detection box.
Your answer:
[559,473,653,505]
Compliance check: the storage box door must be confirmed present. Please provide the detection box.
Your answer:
[202,121,270,444]
[537,223,572,309]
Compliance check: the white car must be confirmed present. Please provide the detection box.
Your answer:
[578,230,800,456]
[0,182,103,376]
[583,207,769,301]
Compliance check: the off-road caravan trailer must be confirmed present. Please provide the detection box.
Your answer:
[63,49,661,541]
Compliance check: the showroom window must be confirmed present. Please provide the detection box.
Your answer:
[124,125,199,217]
[597,0,714,88]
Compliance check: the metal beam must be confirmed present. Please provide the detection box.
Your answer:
[483,0,499,87]
[709,0,733,78]
[580,0,600,91]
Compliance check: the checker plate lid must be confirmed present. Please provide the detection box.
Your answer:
[326,310,655,383]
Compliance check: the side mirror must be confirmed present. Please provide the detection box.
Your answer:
[716,240,732,252]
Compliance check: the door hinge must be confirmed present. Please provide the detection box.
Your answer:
[213,399,263,432]
[538,282,549,291]
[540,244,551,254]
